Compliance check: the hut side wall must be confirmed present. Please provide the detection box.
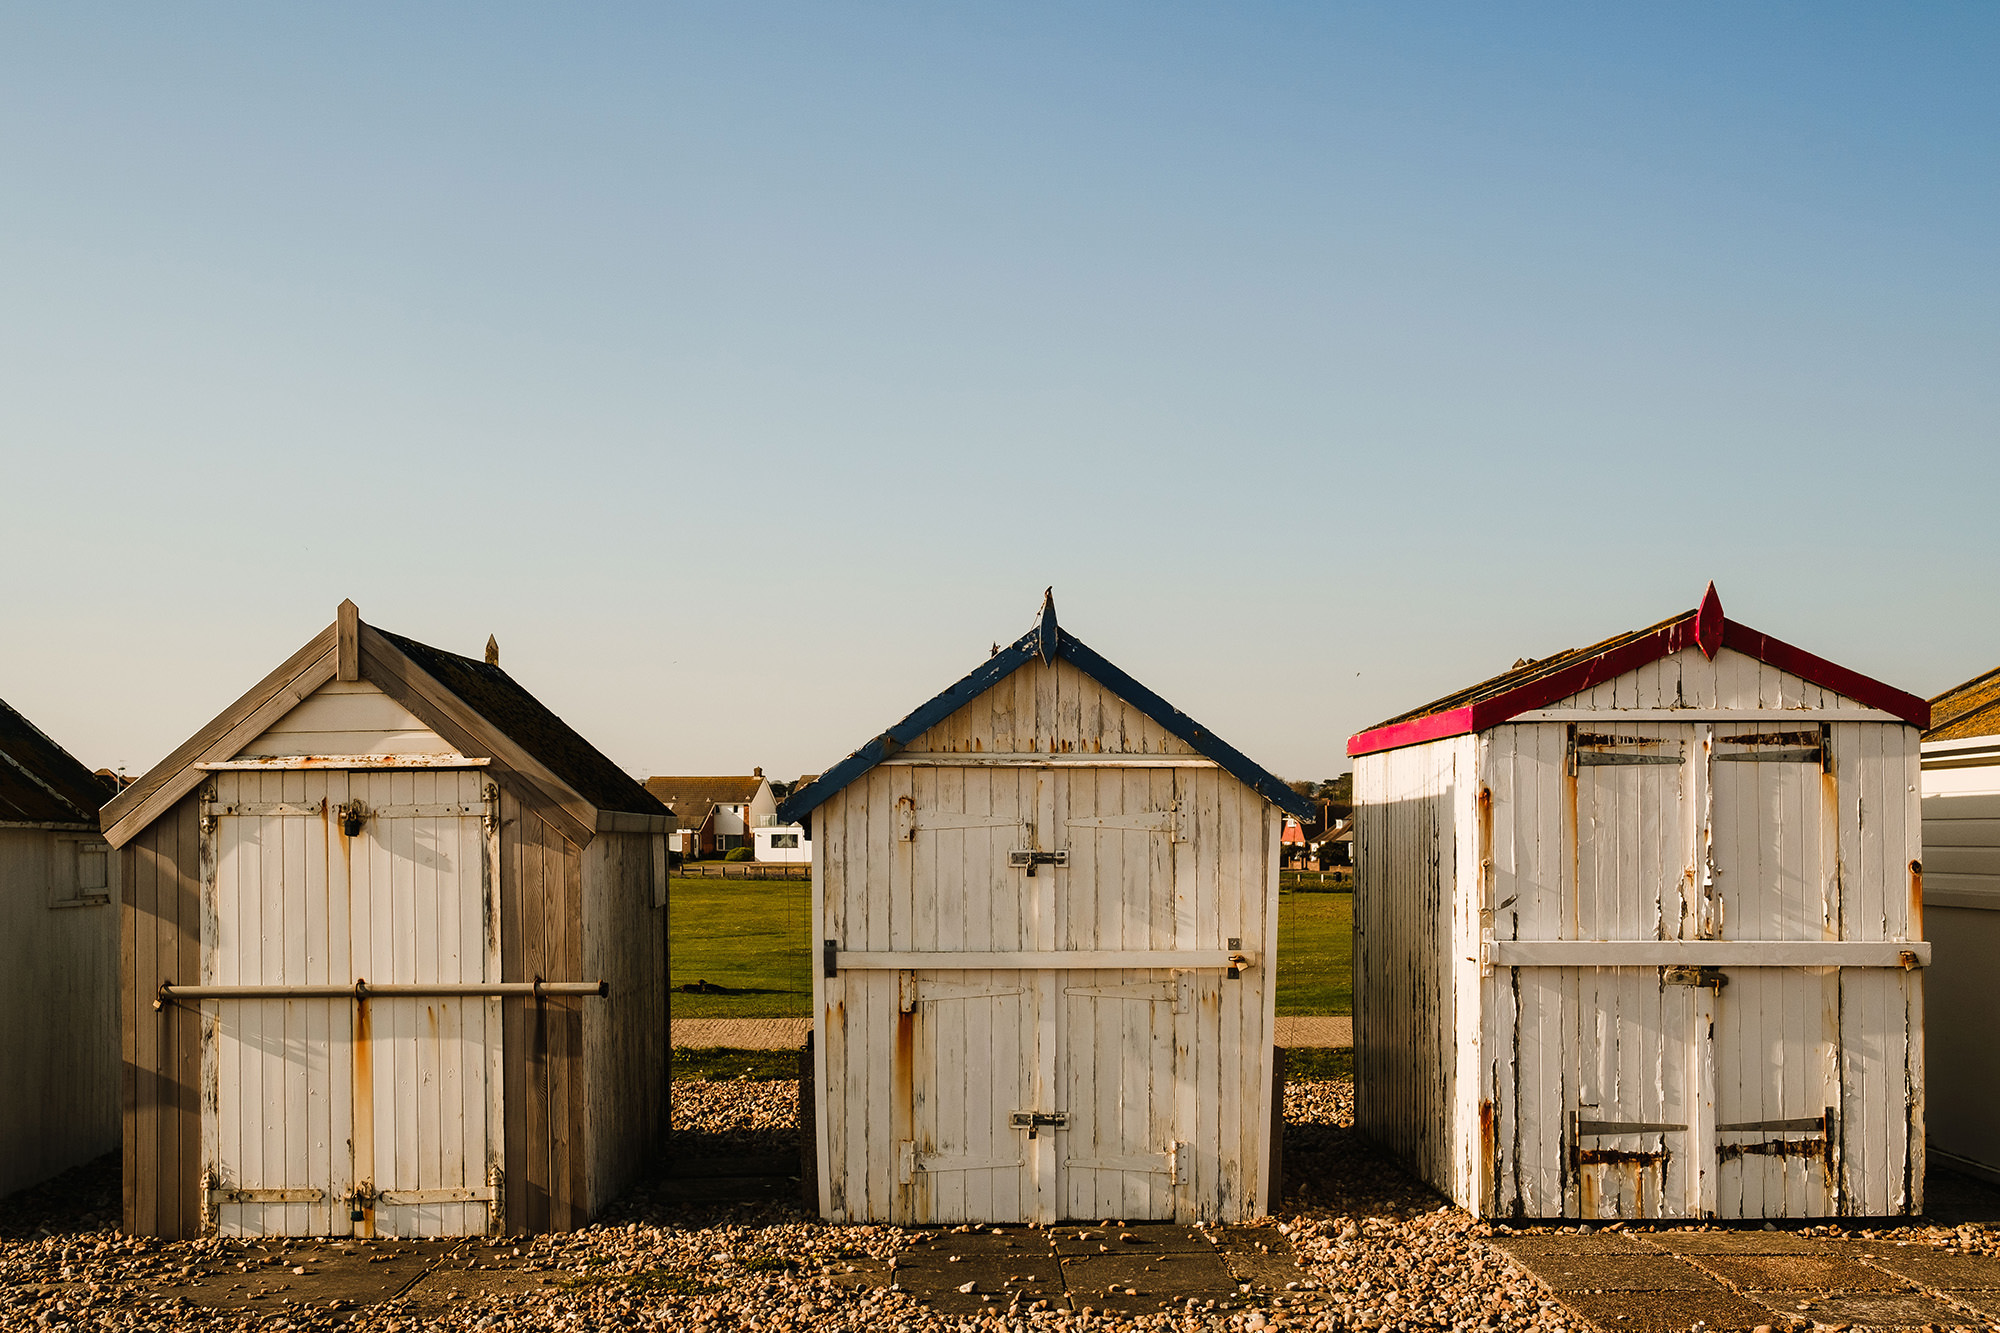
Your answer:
[0,827,119,1198]
[120,794,203,1238]
[1921,744,2000,1181]
[499,789,588,1232]
[1352,735,1471,1204]
[581,831,668,1214]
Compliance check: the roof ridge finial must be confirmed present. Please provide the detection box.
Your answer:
[485,634,500,666]
[1037,587,1059,665]
[1695,581,1724,659]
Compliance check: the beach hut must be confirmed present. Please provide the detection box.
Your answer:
[102,601,672,1238]
[779,591,1312,1225]
[1918,666,2000,1184]
[0,695,118,1197]
[1347,585,1930,1221]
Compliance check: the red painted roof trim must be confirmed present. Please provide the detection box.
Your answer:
[1348,611,1927,757]
[1718,622,1929,730]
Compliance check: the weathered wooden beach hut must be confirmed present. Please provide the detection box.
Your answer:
[779,591,1312,1225]
[102,601,672,1238]
[1348,585,1930,1221]
[1918,666,2000,1183]
[0,695,118,1197]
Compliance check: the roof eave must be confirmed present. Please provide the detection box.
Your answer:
[780,617,1313,824]
[1346,612,1929,759]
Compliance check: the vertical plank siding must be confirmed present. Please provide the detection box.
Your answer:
[1361,647,1923,1221]
[817,658,1277,1224]
[1919,744,2000,1180]
[581,831,669,1215]
[126,770,649,1237]
[121,797,204,1238]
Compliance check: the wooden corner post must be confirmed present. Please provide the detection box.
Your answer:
[337,600,360,682]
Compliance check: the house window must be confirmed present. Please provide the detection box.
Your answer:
[771,833,800,849]
[52,836,112,909]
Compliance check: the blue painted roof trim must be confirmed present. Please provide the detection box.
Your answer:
[778,609,1311,825]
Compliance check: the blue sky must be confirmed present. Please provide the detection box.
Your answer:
[2,4,1995,783]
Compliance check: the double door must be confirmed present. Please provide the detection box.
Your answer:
[1555,722,1842,1219]
[198,767,502,1236]
[831,759,1269,1224]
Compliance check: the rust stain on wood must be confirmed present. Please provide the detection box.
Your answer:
[352,994,375,1237]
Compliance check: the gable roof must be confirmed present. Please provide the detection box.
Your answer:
[0,695,111,826]
[102,601,666,849]
[779,591,1312,824]
[643,775,766,824]
[374,630,662,818]
[1927,665,2000,742]
[1348,584,1930,758]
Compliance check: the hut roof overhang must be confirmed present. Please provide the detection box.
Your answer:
[101,600,669,850]
[778,591,1313,825]
[1347,583,1930,759]
[1926,664,2000,743]
[0,695,112,829]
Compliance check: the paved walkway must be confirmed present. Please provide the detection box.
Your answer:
[1492,1230,2000,1332]
[672,1016,1353,1050]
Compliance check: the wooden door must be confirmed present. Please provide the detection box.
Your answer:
[1564,726,1698,1219]
[1056,766,1188,1221]
[1707,726,1839,1217]
[203,768,501,1237]
[902,972,1035,1223]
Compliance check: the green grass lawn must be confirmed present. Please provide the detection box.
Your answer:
[669,878,813,1018]
[668,877,1352,1019]
[1274,887,1352,1016]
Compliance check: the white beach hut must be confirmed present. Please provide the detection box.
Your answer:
[779,592,1313,1225]
[1348,585,1930,1220]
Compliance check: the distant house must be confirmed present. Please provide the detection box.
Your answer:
[0,695,119,1198]
[643,770,776,858]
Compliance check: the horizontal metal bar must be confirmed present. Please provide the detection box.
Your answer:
[209,1188,326,1204]
[1576,1121,1687,1136]
[161,980,608,1000]
[880,753,1219,768]
[1577,753,1684,766]
[1491,940,1929,969]
[834,950,1247,971]
[1716,749,1821,763]
[198,756,491,770]
[1718,1117,1826,1134]
[376,1187,498,1204]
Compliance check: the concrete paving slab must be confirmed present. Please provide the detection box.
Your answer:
[1505,1253,1719,1292]
[1490,1232,1665,1259]
[1689,1254,1906,1291]
[1644,1229,1844,1256]
[1212,1226,1310,1292]
[1948,1288,2000,1318]
[139,1239,456,1315]
[1557,1288,1781,1332]
[892,1251,1065,1313]
[1859,1247,2000,1289]
[1051,1223,1212,1255]
[1783,1289,1971,1326]
[1060,1251,1238,1314]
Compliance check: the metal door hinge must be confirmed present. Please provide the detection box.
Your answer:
[1662,964,1728,990]
[823,940,839,978]
[1009,1110,1069,1139]
[1009,849,1067,876]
